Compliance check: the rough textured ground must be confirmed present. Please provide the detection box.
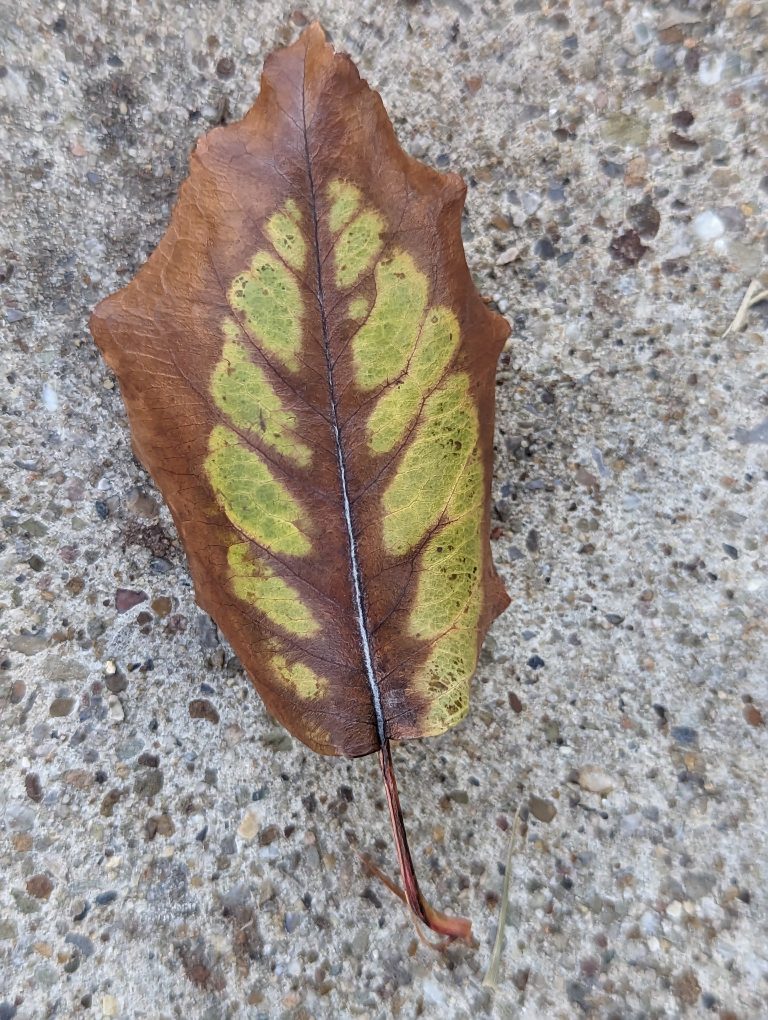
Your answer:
[1,1,767,1017]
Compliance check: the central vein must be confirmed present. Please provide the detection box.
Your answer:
[300,76,387,748]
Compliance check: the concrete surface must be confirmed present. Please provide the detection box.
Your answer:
[1,1,767,1017]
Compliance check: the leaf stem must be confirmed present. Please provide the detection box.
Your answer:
[378,738,473,944]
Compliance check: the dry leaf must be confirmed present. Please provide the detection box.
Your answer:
[91,23,510,941]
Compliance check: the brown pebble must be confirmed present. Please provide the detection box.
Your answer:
[189,698,220,724]
[259,824,281,846]
[528,794,557,823]
[216,55,235,78]
[672,968,701,1006]
[508,691,524,714]
[671,109,695,129]
[27,874,53,900]
[744,704,765,727]
[609,229,649,266]
[10,679,26,704]
[25,772,43,802]
[145,813,175,839]
[49,696,75,717]
[151,595,172,618]
[668,131,699,151]
[106,671,128,694]
[115,588,148,614]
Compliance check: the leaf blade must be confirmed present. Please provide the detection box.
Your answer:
[91,22,511,936]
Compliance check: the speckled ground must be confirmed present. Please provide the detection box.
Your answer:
[1,2,767,1018]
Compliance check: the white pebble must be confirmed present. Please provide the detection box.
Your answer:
[577,766,616,794]
[42,382,58,412]
[692,211,725,241]
[699,53,725,86]
[108,695,124,723]
[666,900,683,920]
[237,808,261,842]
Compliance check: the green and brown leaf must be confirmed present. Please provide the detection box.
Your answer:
[91,24,510,941]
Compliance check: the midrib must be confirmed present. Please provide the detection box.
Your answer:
[300,79,387,750]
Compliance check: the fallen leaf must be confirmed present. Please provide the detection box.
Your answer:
[90,24,509,942]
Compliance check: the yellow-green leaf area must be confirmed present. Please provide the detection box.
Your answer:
[227,542,319,637]
[414,625,477,735]
[348,296,369,320]
[212,322,311,468]
[228,253,303,372]
[352,250,428,391]
[327,179,362,233]
[408,449,484,736]
[272,653,327,701]
[408,464,483,640]
[366,305,460,454]
[265,199,306,271]
[334,209,385,289]
[205,425,310,556]
[381,373,476,556]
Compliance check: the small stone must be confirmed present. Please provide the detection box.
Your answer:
[601,113,649,147]
[9,680,26,704]
[259,825,281,846]
[115,588,148,613]
[189,698,219,724]
[628,195,661,237]
[528,795,557,823]
[495,245,521,266]
[692,211,724,241]
[238,810,260,842]
[508,691,524,714]
[284,911,302,933]
[722,543,738,560]
[105,670,128,694]
[108,695,125,722]
[527,655,545,670]
[577,767,616,795]
[126,487,158,518]
[27,874,53,900]
[216,55,235,78]
[671,109,695,129]
[145,813,175,839]
[94,891,118,906]
[671,726,698,748]
[101,995,118,1017]
[744,705,764,727]
[668,131,699,152]
[672,968,701,1006]
[151,595,173,618]
[699,53,724,86]
[609,229,649,266]
[534,237,557,260]
[134,769,163,799]
[65,932,95,958]
[666,899,683,920]
[50,696,75,717]
[25,772,43,802]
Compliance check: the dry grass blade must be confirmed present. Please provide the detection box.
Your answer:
[721,279,768,337]
[483,802,522,989]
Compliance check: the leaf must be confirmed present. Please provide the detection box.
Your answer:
[90,23,510,942]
